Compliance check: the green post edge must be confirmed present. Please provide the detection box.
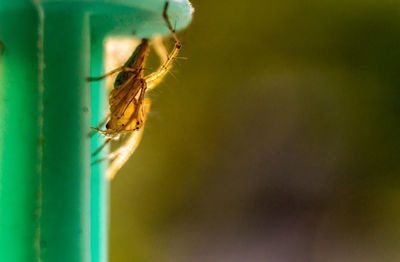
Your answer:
[90,31,109,262]
[0,1,192,262]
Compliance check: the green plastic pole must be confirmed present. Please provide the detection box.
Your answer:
[40,8,92,262]
[0,2,42,261]
[90,31,109,262]
[0,1,192,261]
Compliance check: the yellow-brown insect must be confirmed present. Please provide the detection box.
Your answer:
[89,1,182,179]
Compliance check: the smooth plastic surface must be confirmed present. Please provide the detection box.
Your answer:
[0,3,42,261]
[39,10,91,262]
[90,32,109,262]
[0,0,192,261]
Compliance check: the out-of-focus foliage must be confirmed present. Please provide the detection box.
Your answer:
[110,1,400,261]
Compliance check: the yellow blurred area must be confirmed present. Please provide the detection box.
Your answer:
[109,0,400,261]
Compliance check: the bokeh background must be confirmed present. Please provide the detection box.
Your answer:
[110,0,400,261]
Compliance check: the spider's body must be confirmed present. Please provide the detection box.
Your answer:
[106,39,150,133]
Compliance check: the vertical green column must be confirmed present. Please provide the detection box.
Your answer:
[90,32,109,262]
[0,4,42,262]
[40,10,91,262]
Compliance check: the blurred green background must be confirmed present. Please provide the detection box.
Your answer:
[110,0,400,261]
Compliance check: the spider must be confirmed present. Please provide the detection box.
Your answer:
[88,1,182,179]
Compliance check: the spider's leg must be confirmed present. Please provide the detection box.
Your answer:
[88,113,111,137]
[91,134,118,157]
[106,99,151,179]
[106,129,143,179]
[144,1,182,90]
[87,66,138,81]
[91,146,124,166]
